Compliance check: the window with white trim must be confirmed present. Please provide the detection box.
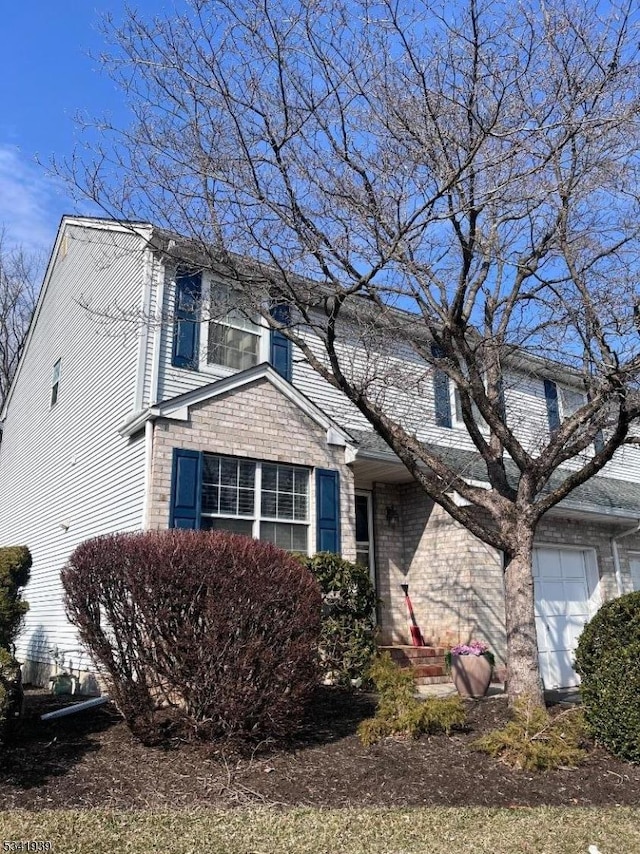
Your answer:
[452,386,487,430]
[50,359,61,407]
[200,453,310,552]
[207,309,261,370]
[206,282,262,371]
[559,386,585,420]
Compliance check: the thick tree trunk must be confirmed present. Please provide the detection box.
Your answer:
[503,527,545,709]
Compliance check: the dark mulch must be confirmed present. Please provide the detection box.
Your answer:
[1,687,639,810]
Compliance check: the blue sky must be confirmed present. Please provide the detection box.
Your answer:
[0,1,171,255]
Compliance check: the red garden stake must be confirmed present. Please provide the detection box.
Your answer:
[400,583,425,647]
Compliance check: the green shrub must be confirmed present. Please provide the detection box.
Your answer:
[0,546,31,649]
[473,698,587,771]
[357,653,466,745]
[300,552,376,687]
[0,647,23,748]
[574,591,640,762]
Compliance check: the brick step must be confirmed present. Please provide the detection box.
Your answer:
[410,663,446,678]
[379,645,447,664]
[378,645,452,686]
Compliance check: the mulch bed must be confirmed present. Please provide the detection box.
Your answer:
[1,687,639,810]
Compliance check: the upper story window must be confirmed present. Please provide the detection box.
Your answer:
[170,269,293,381]
[207,307,261,371]
[50,359,61,407]
[453,387,487,430]
[544,379,603,451]
[544,379,585,436]
[559,386,585,419]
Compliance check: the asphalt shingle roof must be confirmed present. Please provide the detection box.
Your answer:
[351,430,640,519]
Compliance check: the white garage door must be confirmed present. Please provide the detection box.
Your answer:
[533,547,598,689]
[629,554,640,592]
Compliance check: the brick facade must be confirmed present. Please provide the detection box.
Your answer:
[147,376,640,673]
[148,377,356,560]
[373,482,640,667]
[373,482,505,661]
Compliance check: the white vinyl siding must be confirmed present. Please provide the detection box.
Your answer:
[153,266,640,483]
[0,222,150,666]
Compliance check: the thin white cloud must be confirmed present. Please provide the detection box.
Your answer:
[0,145,66,255]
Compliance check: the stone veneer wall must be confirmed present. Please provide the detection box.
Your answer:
[374,482,505,662]
[147,378,356,560]
[373,480,640,666]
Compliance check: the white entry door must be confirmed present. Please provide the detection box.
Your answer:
[532,547,597,689]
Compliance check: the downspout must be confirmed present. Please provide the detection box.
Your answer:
[149,253,167,406]
[611,521,640,595]
[133,244,154,412]
[141,420,155,530]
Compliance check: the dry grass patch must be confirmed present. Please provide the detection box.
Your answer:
[0,808,639,854]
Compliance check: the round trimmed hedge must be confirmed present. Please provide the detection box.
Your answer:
[574,591,640,762]
[63,530,321,743]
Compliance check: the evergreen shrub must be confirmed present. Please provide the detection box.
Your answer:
[473,698,587,770]
[358,653,465,745]
[0,545,31,649]
[575,591,640,762]
[300,552,376,687]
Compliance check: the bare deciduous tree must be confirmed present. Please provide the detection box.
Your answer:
[64,0,640,705]
[0,231,41,413]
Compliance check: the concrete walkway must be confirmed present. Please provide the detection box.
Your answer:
[416,683,581,704]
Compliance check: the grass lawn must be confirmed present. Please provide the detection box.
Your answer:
[1,807,639,854]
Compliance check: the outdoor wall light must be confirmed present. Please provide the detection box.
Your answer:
[385,505,399,526]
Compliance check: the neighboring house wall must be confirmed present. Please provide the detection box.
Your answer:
[147,377,357,560]
[0,222,150,679]
[373,480,640,674]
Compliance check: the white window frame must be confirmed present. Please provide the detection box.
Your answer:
[558,385,586,422]
[200,454,311,553]
[50,359,61,407]
[451,384,488,431]
[198,275,269,376]
[628,552,640,593]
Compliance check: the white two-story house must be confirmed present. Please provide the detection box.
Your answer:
[2,216,640,690]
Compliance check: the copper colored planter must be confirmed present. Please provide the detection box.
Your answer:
[450,654,492,698]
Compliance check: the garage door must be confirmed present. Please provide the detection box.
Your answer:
[533,547,597,689]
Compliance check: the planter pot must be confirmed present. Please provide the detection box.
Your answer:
[450,654,492,698]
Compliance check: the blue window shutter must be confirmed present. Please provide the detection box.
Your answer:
[172,271,202,369]
[497,376,506,422]
[169,449,202,529]
[431,345,452,428]
[594,430,605,454]
[544,379,560,436]
[316,468,341,554]
[270,303,292,381]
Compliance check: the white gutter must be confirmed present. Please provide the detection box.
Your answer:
[141,420,155,530]
[611,521,640,595]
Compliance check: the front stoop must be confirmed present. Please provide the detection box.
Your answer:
[378,645,451,686]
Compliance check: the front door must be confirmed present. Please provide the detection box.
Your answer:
[533,547,596,689]
[355,491,375,589]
